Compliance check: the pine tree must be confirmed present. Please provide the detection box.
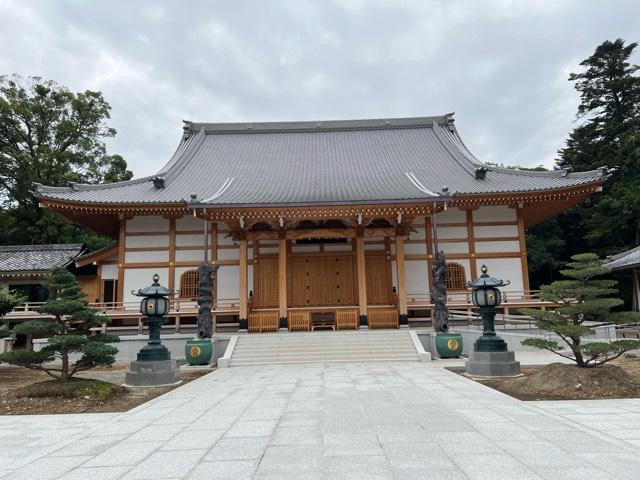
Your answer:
[0,268,118,380]
[522,253,640,367]
[0,286,23,338]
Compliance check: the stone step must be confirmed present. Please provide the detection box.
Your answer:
[228,330,419,366]
[229,354,419,366]
[233,349,417,356]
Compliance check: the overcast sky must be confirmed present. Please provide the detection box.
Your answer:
[1,0,639,177]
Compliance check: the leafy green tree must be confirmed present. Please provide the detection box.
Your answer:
[0,285,23,338]
[0,75,132,245]
[0,268,118,380]
[521,253,640,367]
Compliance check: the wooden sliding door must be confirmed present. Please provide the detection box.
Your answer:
[289,254,355,307]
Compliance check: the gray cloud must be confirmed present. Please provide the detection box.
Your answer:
[1,0,638,177]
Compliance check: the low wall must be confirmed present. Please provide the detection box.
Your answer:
[34,334,231,365]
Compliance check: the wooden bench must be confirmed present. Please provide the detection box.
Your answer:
[311,312,336,331]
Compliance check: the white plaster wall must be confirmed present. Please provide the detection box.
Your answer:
[125,235,169,248]
[473,205,516,222]
[404,243,426,255]
[364,243,385,251]
[435,208,466,223]
[217,249,239,261]
[175,234,205,247]
[406,260,428,295]
[324,244,352,252]
[123,268,169,304]
[126,216,169,232]
[101,264,118,280]
[125,251,169,263]
[175,250,205,262]
[291,245,320,253]
[439,242,469,254]
[475,241,520,253]
[217,233,235,246]
[436,227,467,239]
[176,215,205,231]
[259,247,279,254]
[409,226,426,240]
[217,265,239,299]
[474,225,519,238]
[476,258,523,292]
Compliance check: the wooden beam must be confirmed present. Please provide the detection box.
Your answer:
[395,234,408,324]
[466,209,478,279]
[356,235,368,324]
[425,216,434,288]
[117,219,125,302]
[517,209,531,292]
[278,238,288,324]
[168,218,176,291]
[239,239,248,328]
[211,222,217,263]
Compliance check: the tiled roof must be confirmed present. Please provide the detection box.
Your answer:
[0,244,84,274]
[605,246,640,271]
[33,114,607,206]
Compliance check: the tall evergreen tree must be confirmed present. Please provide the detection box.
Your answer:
[0,268,118,381]
[527,39,640,292]
[0,75,133,246]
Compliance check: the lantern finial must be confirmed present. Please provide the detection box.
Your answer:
[481,264,488,275]
[153,273,160,284]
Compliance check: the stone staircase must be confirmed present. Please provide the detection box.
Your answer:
[228,330,420,366]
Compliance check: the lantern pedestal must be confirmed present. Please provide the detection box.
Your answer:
[125,359,181,387]
[465,351,521,378]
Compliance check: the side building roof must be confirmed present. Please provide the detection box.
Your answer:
[33,114,607,207]
[605,246,640,271]
[0,244,85,279]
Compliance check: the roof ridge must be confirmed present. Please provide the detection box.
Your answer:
[0,243,84,251]
[186,114,453,134]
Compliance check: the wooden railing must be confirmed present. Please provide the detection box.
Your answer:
[336,308,358,330]
[368,306,399,329]
[406,290,543,307]
[288,310,311,331]
[248,309,279,333]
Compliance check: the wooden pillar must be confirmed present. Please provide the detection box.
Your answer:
[239,238,248,330]
[278,237,288,329]
[117,218,125,304]
[425,215,434,288]
[632,269,640,312]
[516,209,531,294]
[466,209,478,280]
[168,217,176,292]
[395,231,408,325]
[356,233,368,327]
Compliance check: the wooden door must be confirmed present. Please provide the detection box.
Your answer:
[255,257,278,308]
[290,255,355,307]
[365,254,392,305]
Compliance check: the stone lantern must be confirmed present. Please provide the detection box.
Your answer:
[464,265,521,377]
[125,274,181,386]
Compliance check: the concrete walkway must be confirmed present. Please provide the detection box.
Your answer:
[1,362,639,480]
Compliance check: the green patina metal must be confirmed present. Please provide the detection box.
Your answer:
[132,274,177,362]
[435,332,463,358]
[185,338,213,365]
[467,265,509,353]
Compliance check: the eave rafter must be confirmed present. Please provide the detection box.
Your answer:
[37,180,604,235]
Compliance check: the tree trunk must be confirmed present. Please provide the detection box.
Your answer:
[60,349,69,381]
[570,337,585,367]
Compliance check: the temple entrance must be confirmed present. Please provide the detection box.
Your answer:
[289,254,356,307]
[253,252,393,309]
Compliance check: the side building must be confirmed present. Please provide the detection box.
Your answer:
[33,115,607,332]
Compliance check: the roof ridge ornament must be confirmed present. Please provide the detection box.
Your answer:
[182,120,193,140]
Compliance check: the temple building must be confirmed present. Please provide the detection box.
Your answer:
[33,114,607,332]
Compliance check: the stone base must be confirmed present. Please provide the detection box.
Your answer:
[465,350,521,378]
[125,359,181,387]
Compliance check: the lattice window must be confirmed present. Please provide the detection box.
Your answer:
[446,263,467,291]
[179,270,199,299]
